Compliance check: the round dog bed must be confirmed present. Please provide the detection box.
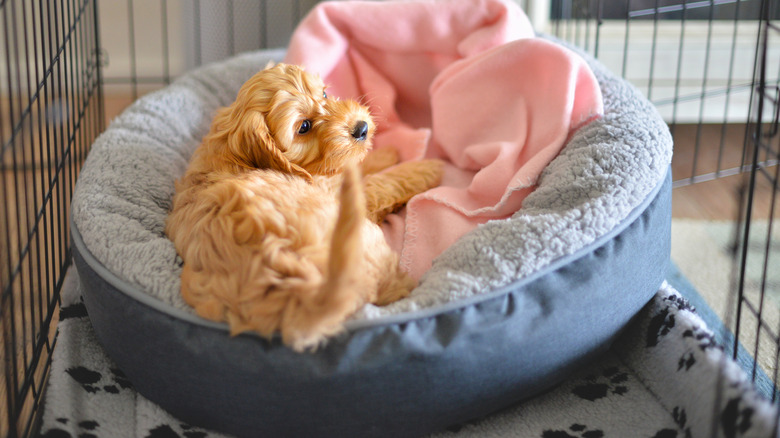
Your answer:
[71,39,672,437]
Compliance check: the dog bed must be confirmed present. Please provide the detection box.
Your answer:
[70,32,672,438]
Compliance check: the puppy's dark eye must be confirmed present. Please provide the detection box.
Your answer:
[323,91,327,99]
[298,120,312,135]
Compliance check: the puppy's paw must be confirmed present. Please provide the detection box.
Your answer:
[285,330,332,353]
[417,158,445,189]
[361,147,400,175]
[363,158,446,223]
[395,158,445,192]
[374,272,415,306]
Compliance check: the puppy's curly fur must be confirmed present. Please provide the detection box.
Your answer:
[166,63,443,351]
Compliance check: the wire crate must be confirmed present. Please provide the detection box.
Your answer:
[553,0,780,432]
[1,1,101,436]
[2,0,779,436]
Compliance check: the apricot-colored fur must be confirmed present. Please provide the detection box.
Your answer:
[166,63,443,351]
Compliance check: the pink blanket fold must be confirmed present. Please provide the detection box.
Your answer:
[285,0,603,280]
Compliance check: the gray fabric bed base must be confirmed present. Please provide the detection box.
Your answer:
[72,167,671,438]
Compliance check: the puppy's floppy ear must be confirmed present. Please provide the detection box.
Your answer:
[221,108,312,181]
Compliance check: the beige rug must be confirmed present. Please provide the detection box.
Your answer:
[672,218,780,381]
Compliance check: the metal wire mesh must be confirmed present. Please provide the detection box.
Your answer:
[552,0,775,187]
[555,0,780,435]
[99,0,319,102]
[733,0,780,406]
[0,0,102,436]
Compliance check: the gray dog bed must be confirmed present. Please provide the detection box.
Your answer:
[70,39,672,437]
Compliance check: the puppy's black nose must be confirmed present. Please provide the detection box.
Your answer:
[351,121,369,141]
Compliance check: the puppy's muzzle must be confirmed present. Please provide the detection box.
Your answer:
[351,121,369,141]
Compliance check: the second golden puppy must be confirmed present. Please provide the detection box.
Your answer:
[166,63,443,351]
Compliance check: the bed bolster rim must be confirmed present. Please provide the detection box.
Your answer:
[71,165,671,339]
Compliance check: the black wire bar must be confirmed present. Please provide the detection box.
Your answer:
[0,0,102,436]
[552,0,768,187]
[729,0,780,432]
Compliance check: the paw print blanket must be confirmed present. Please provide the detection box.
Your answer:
[284,0,604,280]
[41,270,780,437]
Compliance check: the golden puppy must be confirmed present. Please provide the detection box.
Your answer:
[166,63,443,351]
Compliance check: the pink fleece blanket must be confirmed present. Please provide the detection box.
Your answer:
[285,0,603,281]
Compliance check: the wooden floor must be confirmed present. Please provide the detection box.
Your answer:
[670,124,778,221]
[104,95,135,127]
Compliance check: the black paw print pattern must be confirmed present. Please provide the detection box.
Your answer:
[681,326,720,352]
[677,352,696,371]
[146,424,211,438]
[721,398,755,438]
[651,429,678,438]
[542,423,604,438]
[59,301,88,321]
[651,406,692,438]
[40,418,100,438]
[647,295,695,348]
[672,406,693,438]
[66,366,133,394]
[571,367,629,401]
[677,326,721,372]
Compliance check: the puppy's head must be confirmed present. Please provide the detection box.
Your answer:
[209,63,375,178]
